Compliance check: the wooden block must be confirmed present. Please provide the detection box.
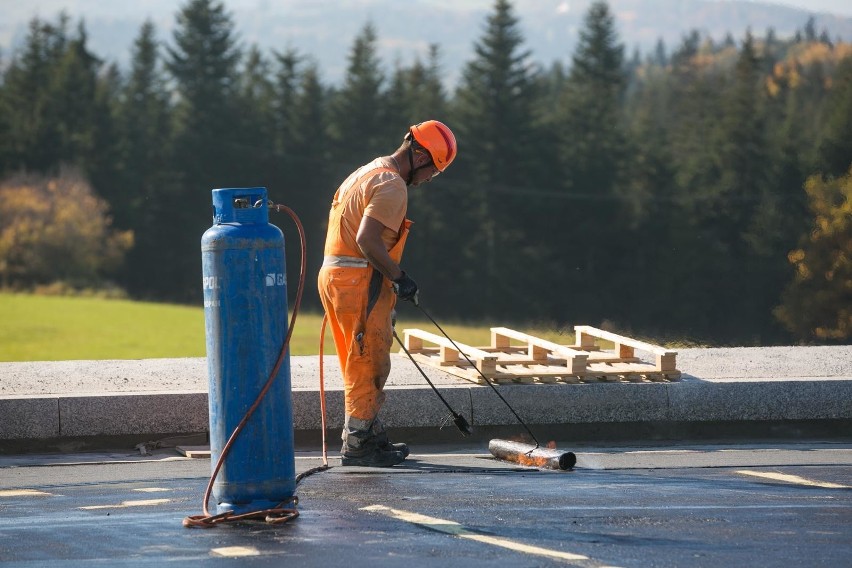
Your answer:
[439,345,459,363]
[529,344,549,361]
[657,353,677,372]
[573,327,594,349]
[476,356,498,377]
[491,329,511,349]
[403,331,424,351]
[616,343,635,358]
[177,446,211,458]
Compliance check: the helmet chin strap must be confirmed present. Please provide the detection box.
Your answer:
[406,144,434,185]
[406,145,415,185]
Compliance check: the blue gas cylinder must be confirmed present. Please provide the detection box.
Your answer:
[201,187,295,515]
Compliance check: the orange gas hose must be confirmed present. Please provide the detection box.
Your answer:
[318,314,330,466]
[184,202,316,528]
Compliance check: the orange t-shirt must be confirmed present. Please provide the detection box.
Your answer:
[331,157,407,254]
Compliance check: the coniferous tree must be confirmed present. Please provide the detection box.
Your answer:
[48,21,101,169]
[454,0,538,188]
[289,61,332,310]
[719,31,769,253]
[167,0,242,186]
[165,0,242,301]
[384,46,455,314]
[652,38,667,66]
[118,20,178,298]
[619,60,681,331]
[804,17,818,43]
[450,0,543,318]
[408,45,449,123]
[328,22,389,180]
[1,15,69,172]
[290,62,330,190]
[725,32,789,339]
[272,49,302,190]
[553,0,628,321]
[233,45,276,185]
[88,62,122,211]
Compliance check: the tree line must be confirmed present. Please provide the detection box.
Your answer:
[0,0,849,344]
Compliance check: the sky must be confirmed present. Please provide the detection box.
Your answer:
[3,0,852,23]
[740,0,852,16]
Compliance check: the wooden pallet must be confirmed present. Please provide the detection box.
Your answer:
[399,325,680,385]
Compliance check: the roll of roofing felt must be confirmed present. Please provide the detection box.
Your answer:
[488,439,576,471]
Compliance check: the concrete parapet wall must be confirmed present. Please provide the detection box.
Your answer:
[1,348,851,445]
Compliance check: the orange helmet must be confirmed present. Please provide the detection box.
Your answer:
[409,120,457,171]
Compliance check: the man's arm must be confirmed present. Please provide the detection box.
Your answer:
[356,215,403,281]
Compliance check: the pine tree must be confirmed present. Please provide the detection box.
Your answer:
[553,0,628,321]
[117,20,179,298]
[407,45,448,123]
[48,20,101,168]
[454,0,538,187]
[165,0,242,301]
[287,61,331,311]
[449,0,542,317]
[87,62,122,211]
[719,31,769,251]
[384,46,453,313]
[0,15,69,172]
[559,0,626,193]
[653,38,667,66]
[232,45,276,184]
[328,22,389,179]
[166,0,241,186]
[271,48,302,189]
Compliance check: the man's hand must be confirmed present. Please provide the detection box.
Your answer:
[392,272,419,305]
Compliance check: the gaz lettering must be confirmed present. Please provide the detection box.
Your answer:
[266,273,285,287]
[203,276,221,290]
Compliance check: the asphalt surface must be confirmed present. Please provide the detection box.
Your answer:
[1,440,850,567]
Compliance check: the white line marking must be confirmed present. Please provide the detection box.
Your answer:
[79,498,171,510]
[736,470,851,489]
[362,504,619,566]
[210,546,260,557]
[0,489,52,497]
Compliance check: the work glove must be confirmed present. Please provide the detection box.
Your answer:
[392,272,419,306]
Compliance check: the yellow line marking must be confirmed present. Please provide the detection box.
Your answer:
[0,489,52,497]
[133,487,171,493]
[736,470,851,489]
[362,505,615,565]
[210,546,260,557]
[79,498,171,510]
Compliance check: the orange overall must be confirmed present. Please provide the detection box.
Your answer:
[318,164,411,425]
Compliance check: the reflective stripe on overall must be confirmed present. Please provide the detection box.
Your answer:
[318,167,412,422]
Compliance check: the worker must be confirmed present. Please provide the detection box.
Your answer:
[318,120,457,467]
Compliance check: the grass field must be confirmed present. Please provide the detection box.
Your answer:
[0,293,577,362]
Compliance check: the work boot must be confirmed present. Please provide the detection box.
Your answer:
[341,415,406,467]
[371,417,409,458]
[341,445,406,467]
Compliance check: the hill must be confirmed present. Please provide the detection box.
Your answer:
[1,0,851,86]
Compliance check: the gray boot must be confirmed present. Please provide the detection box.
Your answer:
[371,417,409,458]
[341,415,405,467]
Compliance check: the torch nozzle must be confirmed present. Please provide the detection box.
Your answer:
[453,413,473,436]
